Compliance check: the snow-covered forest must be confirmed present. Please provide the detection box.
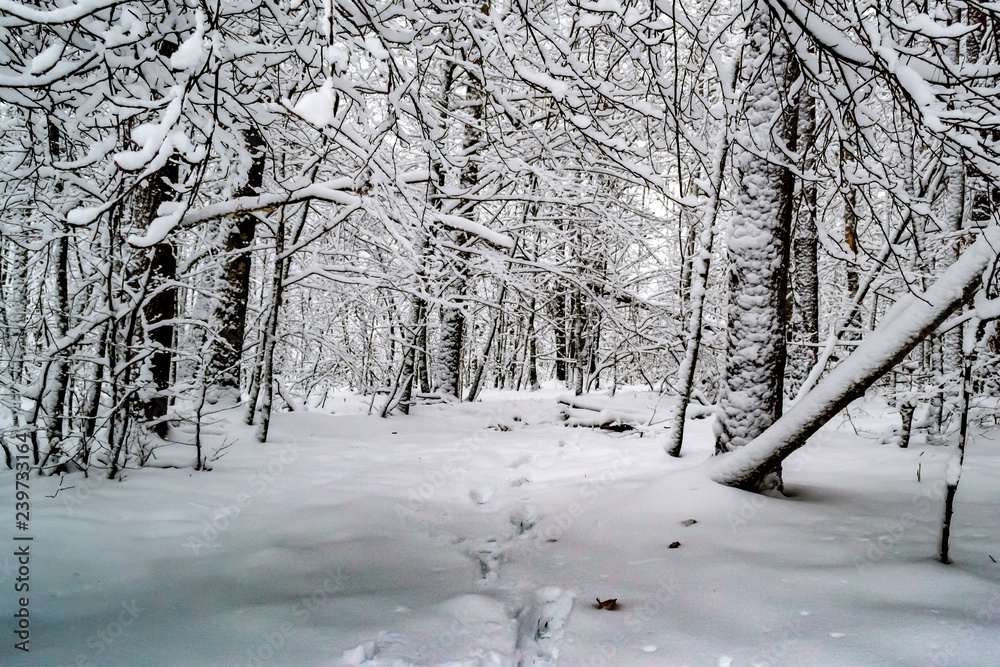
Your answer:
[2,0,1000,664]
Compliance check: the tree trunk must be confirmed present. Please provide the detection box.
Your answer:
[553,289,568,383]
[467,279,510,402]
[141,159,180,436]
[789,88,820,396]
[667,135,729,457]
[711,224,999,491]
[396,302,422,416]
[207,127,266,397]
[256,208,286,444]
[939,317,983,563]
[44,119,70,469]
[437,283,467,399]
[526,298,539,390]
[715,7,798,491]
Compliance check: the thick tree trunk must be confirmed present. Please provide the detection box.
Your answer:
[207,127,266,396]
[715,7,798,491]
[437,281,467,399]
[711,225,999,491]
[141,159,179,436]
[435,51,482,400]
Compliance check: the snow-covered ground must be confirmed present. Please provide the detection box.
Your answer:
[3,389,1000,666]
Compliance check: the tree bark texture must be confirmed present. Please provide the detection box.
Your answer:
[715,6,799,491]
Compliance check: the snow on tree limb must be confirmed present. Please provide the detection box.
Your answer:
[708,224,1000,492]
[432,211,515,249]
[124,180,361,247]
[0,0,120,25]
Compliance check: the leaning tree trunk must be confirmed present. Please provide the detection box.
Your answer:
[711,224,999,491]
[396,300,424,416]
[467,279,512,402]
[715,6,798,492]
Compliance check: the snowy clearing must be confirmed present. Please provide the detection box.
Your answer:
[3,389,1000,666]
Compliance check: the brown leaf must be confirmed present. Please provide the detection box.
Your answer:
[668,541,681,549]
[596,597,617,610]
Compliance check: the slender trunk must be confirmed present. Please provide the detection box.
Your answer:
[553,289,568,383]
[257,209,286,443]
[940,319,984,563]
[44,231,70,469]
[572,290,585,396]
[45,118,70,468]
[467,283,508,402]
[789,87,819,395]
[396,298,425,415]
[526,298,539,390]
[78,323,108,466]
[667,136,729,457]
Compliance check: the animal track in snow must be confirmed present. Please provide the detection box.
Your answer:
[515,586,574,666]
[510,506,540,535]
[471,537,507,583]
[470,484,497,505]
